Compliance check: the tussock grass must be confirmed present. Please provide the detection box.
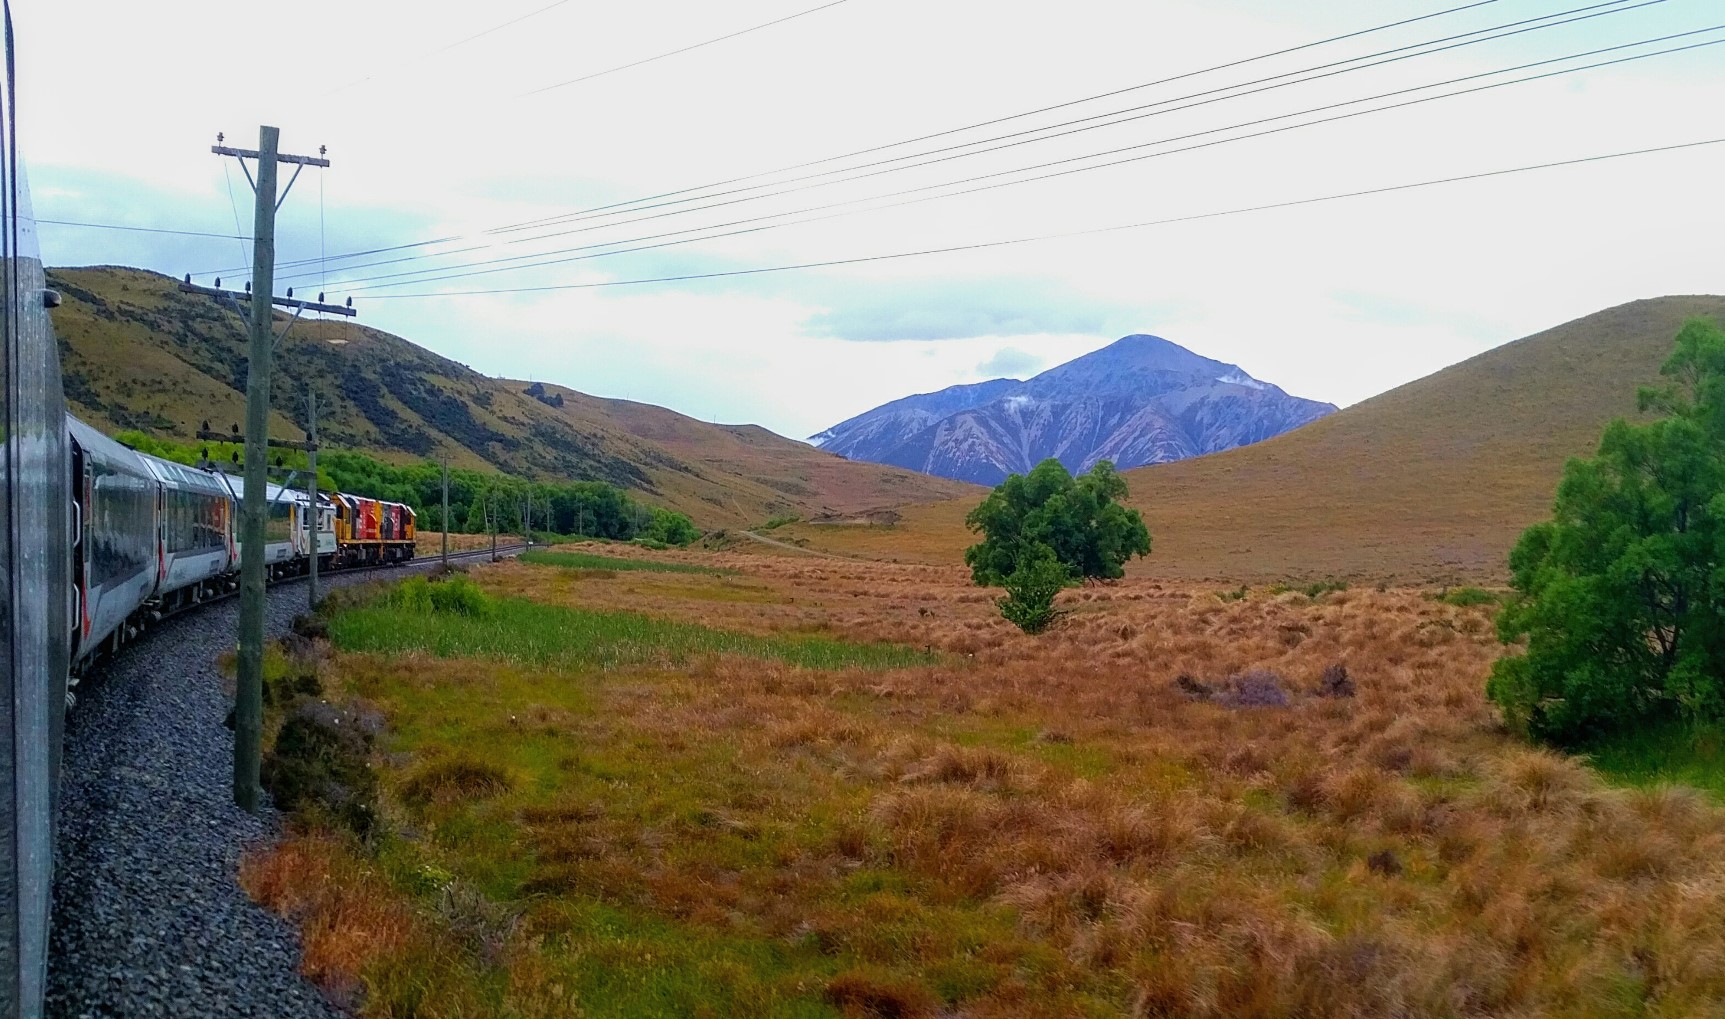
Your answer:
[520,549,734,575]
[250,555,1725,1017]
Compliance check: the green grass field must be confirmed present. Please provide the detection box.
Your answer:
[329,591,934,672]
[520,549,735,575]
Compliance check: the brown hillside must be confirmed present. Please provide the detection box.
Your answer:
[46,266,974,528]
[772,296,1725,582]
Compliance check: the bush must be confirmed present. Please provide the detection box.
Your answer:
[1490,319,1725,745]
[965,459,1150,586]
[997,544,1072,635]
[1432,586,1501,608]
[428,574,493,617]
[263,699,383,835]
[388,574,494,617]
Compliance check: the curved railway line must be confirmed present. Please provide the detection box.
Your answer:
[46,545,527,1018]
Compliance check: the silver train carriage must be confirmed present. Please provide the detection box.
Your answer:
[0,0,74,1012]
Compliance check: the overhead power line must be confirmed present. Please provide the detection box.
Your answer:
[323,0,575,97]
[521,0,853,96]
[357,136,1725,299]
[329,29,1725,292]
[273,0,1667,288]
[220,0,1516,278]
[38,219,250,240]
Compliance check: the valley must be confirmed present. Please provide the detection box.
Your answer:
[244,544,1725,1018]
[773,296,1725,583]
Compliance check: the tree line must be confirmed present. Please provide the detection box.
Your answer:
[112,432,701,547]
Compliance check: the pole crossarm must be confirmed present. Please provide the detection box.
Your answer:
[195,428,319,453]
[178,281,355,317]
[212,144,330,167]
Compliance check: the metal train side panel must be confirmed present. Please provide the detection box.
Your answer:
[140,456,232,596]
[234,482,299,567]
[67,418,156,656]
[0,2,72,1012]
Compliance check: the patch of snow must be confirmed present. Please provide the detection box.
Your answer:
[1216,371,1269,391]
[808,429,836,447]
[1002,393,1038,412]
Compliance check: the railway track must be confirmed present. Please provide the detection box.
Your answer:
[48,542,530,1017]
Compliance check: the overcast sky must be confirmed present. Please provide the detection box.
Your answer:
[20,0,1725,439]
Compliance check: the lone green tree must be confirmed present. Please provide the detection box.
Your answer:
[1489,318,1725,746]
[965,459,1151,631]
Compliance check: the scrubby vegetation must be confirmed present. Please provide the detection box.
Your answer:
[964,459,1149,631]
[996,544,1070,634]
[1490,319,1725,747]
[965,459,1150,585]
[113,429,700,544]
[245,551,1725,1017]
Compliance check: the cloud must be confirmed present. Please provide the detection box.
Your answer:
[976,347,1043,379]
[800,275,1148,342]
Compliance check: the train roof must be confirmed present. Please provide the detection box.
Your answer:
[65,415,154,477]
[140,454,232,497]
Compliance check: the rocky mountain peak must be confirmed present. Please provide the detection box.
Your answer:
[812,333,1334,485]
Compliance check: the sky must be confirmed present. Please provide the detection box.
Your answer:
[18,0,1725,439]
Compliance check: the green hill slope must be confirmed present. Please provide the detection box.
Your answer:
[772,296,1725,582]
[47,266,975,528]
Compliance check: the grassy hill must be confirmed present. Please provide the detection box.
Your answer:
[771,295,1725,583]
[47,266,974,528]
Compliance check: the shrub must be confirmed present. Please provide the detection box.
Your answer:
[1318,663,1356,698]
[262,699,383,835]
[1433,586,1501,607]
[964,459,1150,586]
[427,574,493,617]
[996,544,1072,635]
[1490,319,1725,745]
[388,574,493,617]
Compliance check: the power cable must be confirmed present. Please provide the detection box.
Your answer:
[322,0,575,97]
[273,0,1665,286]
[521,0,852,96]
[38,219,249,240]
[331,29,1725,292]
[221,0,1516,277]
[357,136,1725,299]
[221,160,249,263]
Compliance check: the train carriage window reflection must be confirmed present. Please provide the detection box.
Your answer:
[89,461,153,588]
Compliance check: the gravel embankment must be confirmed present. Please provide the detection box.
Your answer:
[46,564,431,1018]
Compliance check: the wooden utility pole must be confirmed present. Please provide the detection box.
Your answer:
[306,387,319,609]
[441,457,450,568]
[181,127,347,814]
[490,486,499,561]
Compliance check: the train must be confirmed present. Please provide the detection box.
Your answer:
[0,6,415,1011]
[68,416,417,680]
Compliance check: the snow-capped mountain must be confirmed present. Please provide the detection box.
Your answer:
[811,334,1336,485]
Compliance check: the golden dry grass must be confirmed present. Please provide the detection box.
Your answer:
[248,548,1725,1017]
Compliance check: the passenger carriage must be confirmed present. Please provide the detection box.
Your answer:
[68,418,159,659]
[142,455,234,609]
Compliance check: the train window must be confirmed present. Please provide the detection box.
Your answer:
[265,497,294,542]
[89,462,152,588]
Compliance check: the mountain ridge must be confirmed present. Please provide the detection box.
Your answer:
[770,295,1725,582]
[814,333,1336,484]
[46,265,977,528]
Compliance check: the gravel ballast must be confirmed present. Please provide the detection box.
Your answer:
[46,564,439,1018]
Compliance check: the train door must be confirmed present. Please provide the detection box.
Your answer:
[68,439,87,658]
